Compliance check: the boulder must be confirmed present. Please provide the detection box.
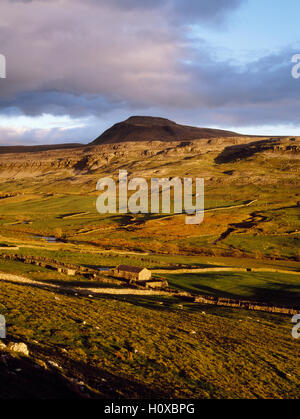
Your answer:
[8,342,29,356]
[0,341,7,350]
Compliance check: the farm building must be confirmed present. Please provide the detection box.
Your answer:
[114,265,152,282]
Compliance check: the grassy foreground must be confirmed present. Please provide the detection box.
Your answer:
[0,279,299,399]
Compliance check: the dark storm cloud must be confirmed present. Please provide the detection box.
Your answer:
[1,45,298,128]
[0,0,299,146]
[187,49,300,106]
[0,91,125,118]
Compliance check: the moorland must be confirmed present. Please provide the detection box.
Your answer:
[0,117,299,398]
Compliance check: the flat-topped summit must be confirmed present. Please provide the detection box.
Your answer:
[123,116,177,126]
[90,116,241,145]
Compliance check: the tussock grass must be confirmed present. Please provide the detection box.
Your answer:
[0,280,299,399]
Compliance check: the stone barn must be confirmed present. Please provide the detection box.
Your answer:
[114,265,152,282]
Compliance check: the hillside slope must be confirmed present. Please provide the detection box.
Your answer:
[91,116,242,144]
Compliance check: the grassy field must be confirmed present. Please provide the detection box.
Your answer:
[0,280,299,399]
[162,271,300,309]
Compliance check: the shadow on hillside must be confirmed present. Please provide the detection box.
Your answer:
[215,139,276,164]
[0,341,170,399]
[0,352,84,399]
[249,283,300,309]
[168,275,300,309]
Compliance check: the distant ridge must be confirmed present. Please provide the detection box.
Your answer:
[0,143,83,154]
[90,116,241,145]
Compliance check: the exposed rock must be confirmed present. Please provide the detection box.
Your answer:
[0,341,7,350]
[47,360,60,369]
[8,342,29,356]
[35,359,47,369]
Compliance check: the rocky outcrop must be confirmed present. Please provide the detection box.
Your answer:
[7,342,29,356]
[0,125,297,189]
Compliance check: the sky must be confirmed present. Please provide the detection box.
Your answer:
[0,0,299,145]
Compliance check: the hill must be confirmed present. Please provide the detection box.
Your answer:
[90,116,242,145]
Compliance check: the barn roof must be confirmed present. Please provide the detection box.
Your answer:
[116,265,145,273]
